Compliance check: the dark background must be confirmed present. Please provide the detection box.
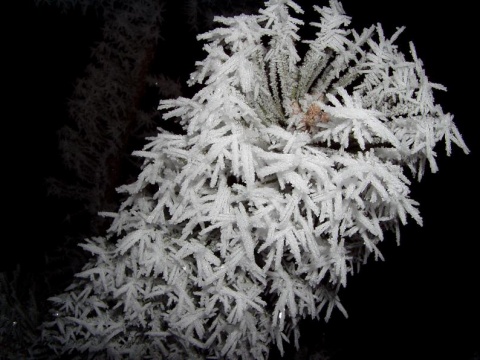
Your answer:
[4,1,479,359]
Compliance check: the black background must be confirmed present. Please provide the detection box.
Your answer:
[5,1,479,359]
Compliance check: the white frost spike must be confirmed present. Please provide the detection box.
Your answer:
[236,203,255,262]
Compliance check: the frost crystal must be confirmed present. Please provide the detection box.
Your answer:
[41,1,468,359]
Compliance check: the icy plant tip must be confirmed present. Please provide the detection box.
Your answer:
[42,1,468,359]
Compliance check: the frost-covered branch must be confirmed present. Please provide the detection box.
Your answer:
[40,1,468,359]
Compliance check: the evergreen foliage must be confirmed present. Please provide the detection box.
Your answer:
[34,0,468,358]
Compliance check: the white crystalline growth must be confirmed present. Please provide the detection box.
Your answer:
[41,1,469,359]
